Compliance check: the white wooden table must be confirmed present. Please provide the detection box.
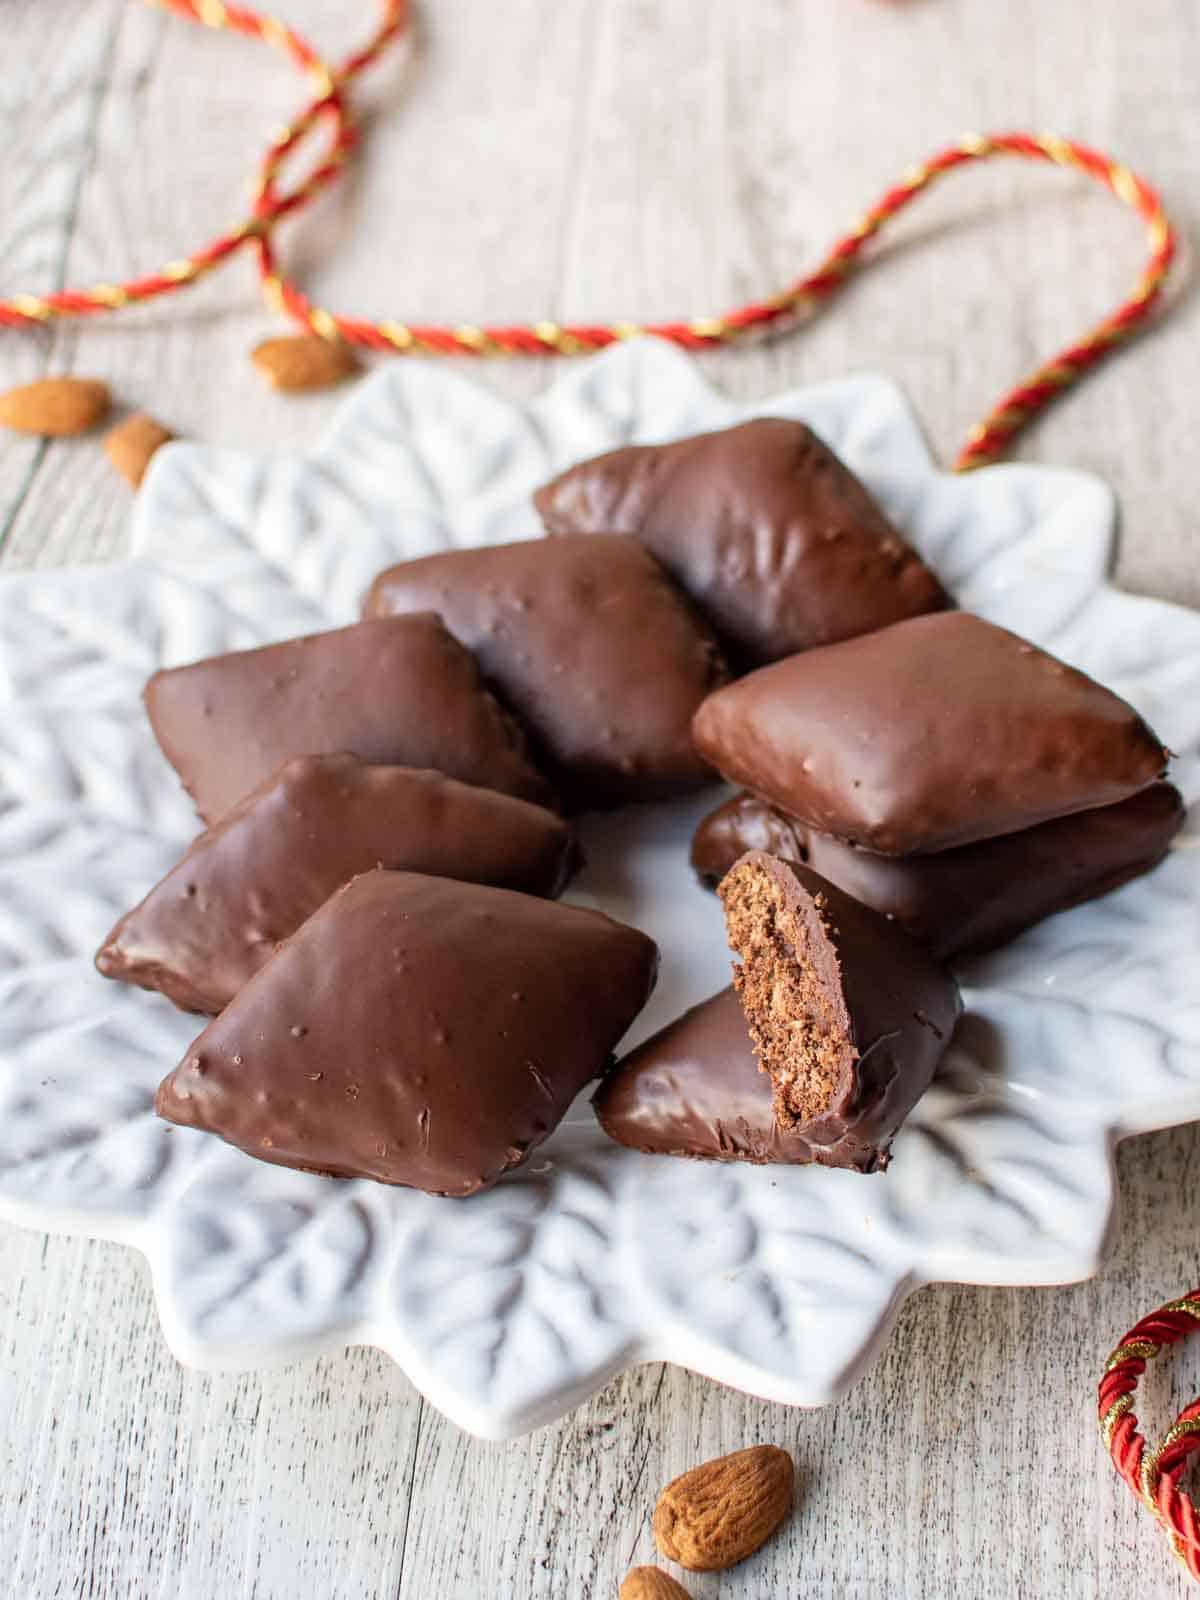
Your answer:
[2,4,1198,1595]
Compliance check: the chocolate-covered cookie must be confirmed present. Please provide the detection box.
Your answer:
[715,853,960,1171]
[595,988,821,1165]
[156,870,659,1195]
[363,536,729,809]
[97,755,582,1015]
[692,612,1170,854]
[691,784,1185,961]
[145,614,552,823]
[533,417,948,665]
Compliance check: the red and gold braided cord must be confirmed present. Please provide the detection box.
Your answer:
[1100,1290,1200,1580]
[0,1,1178,471]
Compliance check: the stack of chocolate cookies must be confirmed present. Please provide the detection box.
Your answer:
[95,412,1180,1194]
[689,610,1178,962]
[598,611,1175,1173]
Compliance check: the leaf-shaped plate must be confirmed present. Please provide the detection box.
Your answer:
[0,338,1196,1438]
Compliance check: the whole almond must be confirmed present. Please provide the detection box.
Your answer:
[619,1568,691,1600]
[251,334,359,392]
[105,413,175,488]
[652,1444,794,1571]
[0,376,111,436]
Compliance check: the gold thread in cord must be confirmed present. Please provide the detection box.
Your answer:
[1100,1394,1135,1451]
[379,321,414,351]
[307,307,340,341]
[1104,1339,1160,1374]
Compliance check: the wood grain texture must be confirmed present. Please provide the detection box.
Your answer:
[1,2,1199,1595]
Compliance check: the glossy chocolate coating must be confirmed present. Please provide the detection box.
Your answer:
[156,870,659,1195]
[533,417,948,666]
[715,855,959,1170]
[363,536,729,810]
[145,613,553,823]
[691,783,1185,962]
[594,988,822,1165]
[97,755,582,1015]
[692,612,1170,855]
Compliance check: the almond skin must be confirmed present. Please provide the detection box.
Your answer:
[105,413,175,488]
[0,376,111,436]
[619,1568,692,1600]
[251,334,359,392]
[652,1444,794,1572]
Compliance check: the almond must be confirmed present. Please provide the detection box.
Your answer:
[251,334,359,392]
[652,1444,794,1572]
[619,1568,692,1599]
[0,376,111,436]
[105,413,175,489]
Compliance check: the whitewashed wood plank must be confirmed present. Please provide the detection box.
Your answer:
[0,0,347,573]
[0,0,126,550]
[0,1224,422,1600]
[2,1,1200,1596]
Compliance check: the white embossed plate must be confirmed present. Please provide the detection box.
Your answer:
[0,339,1197,1439]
